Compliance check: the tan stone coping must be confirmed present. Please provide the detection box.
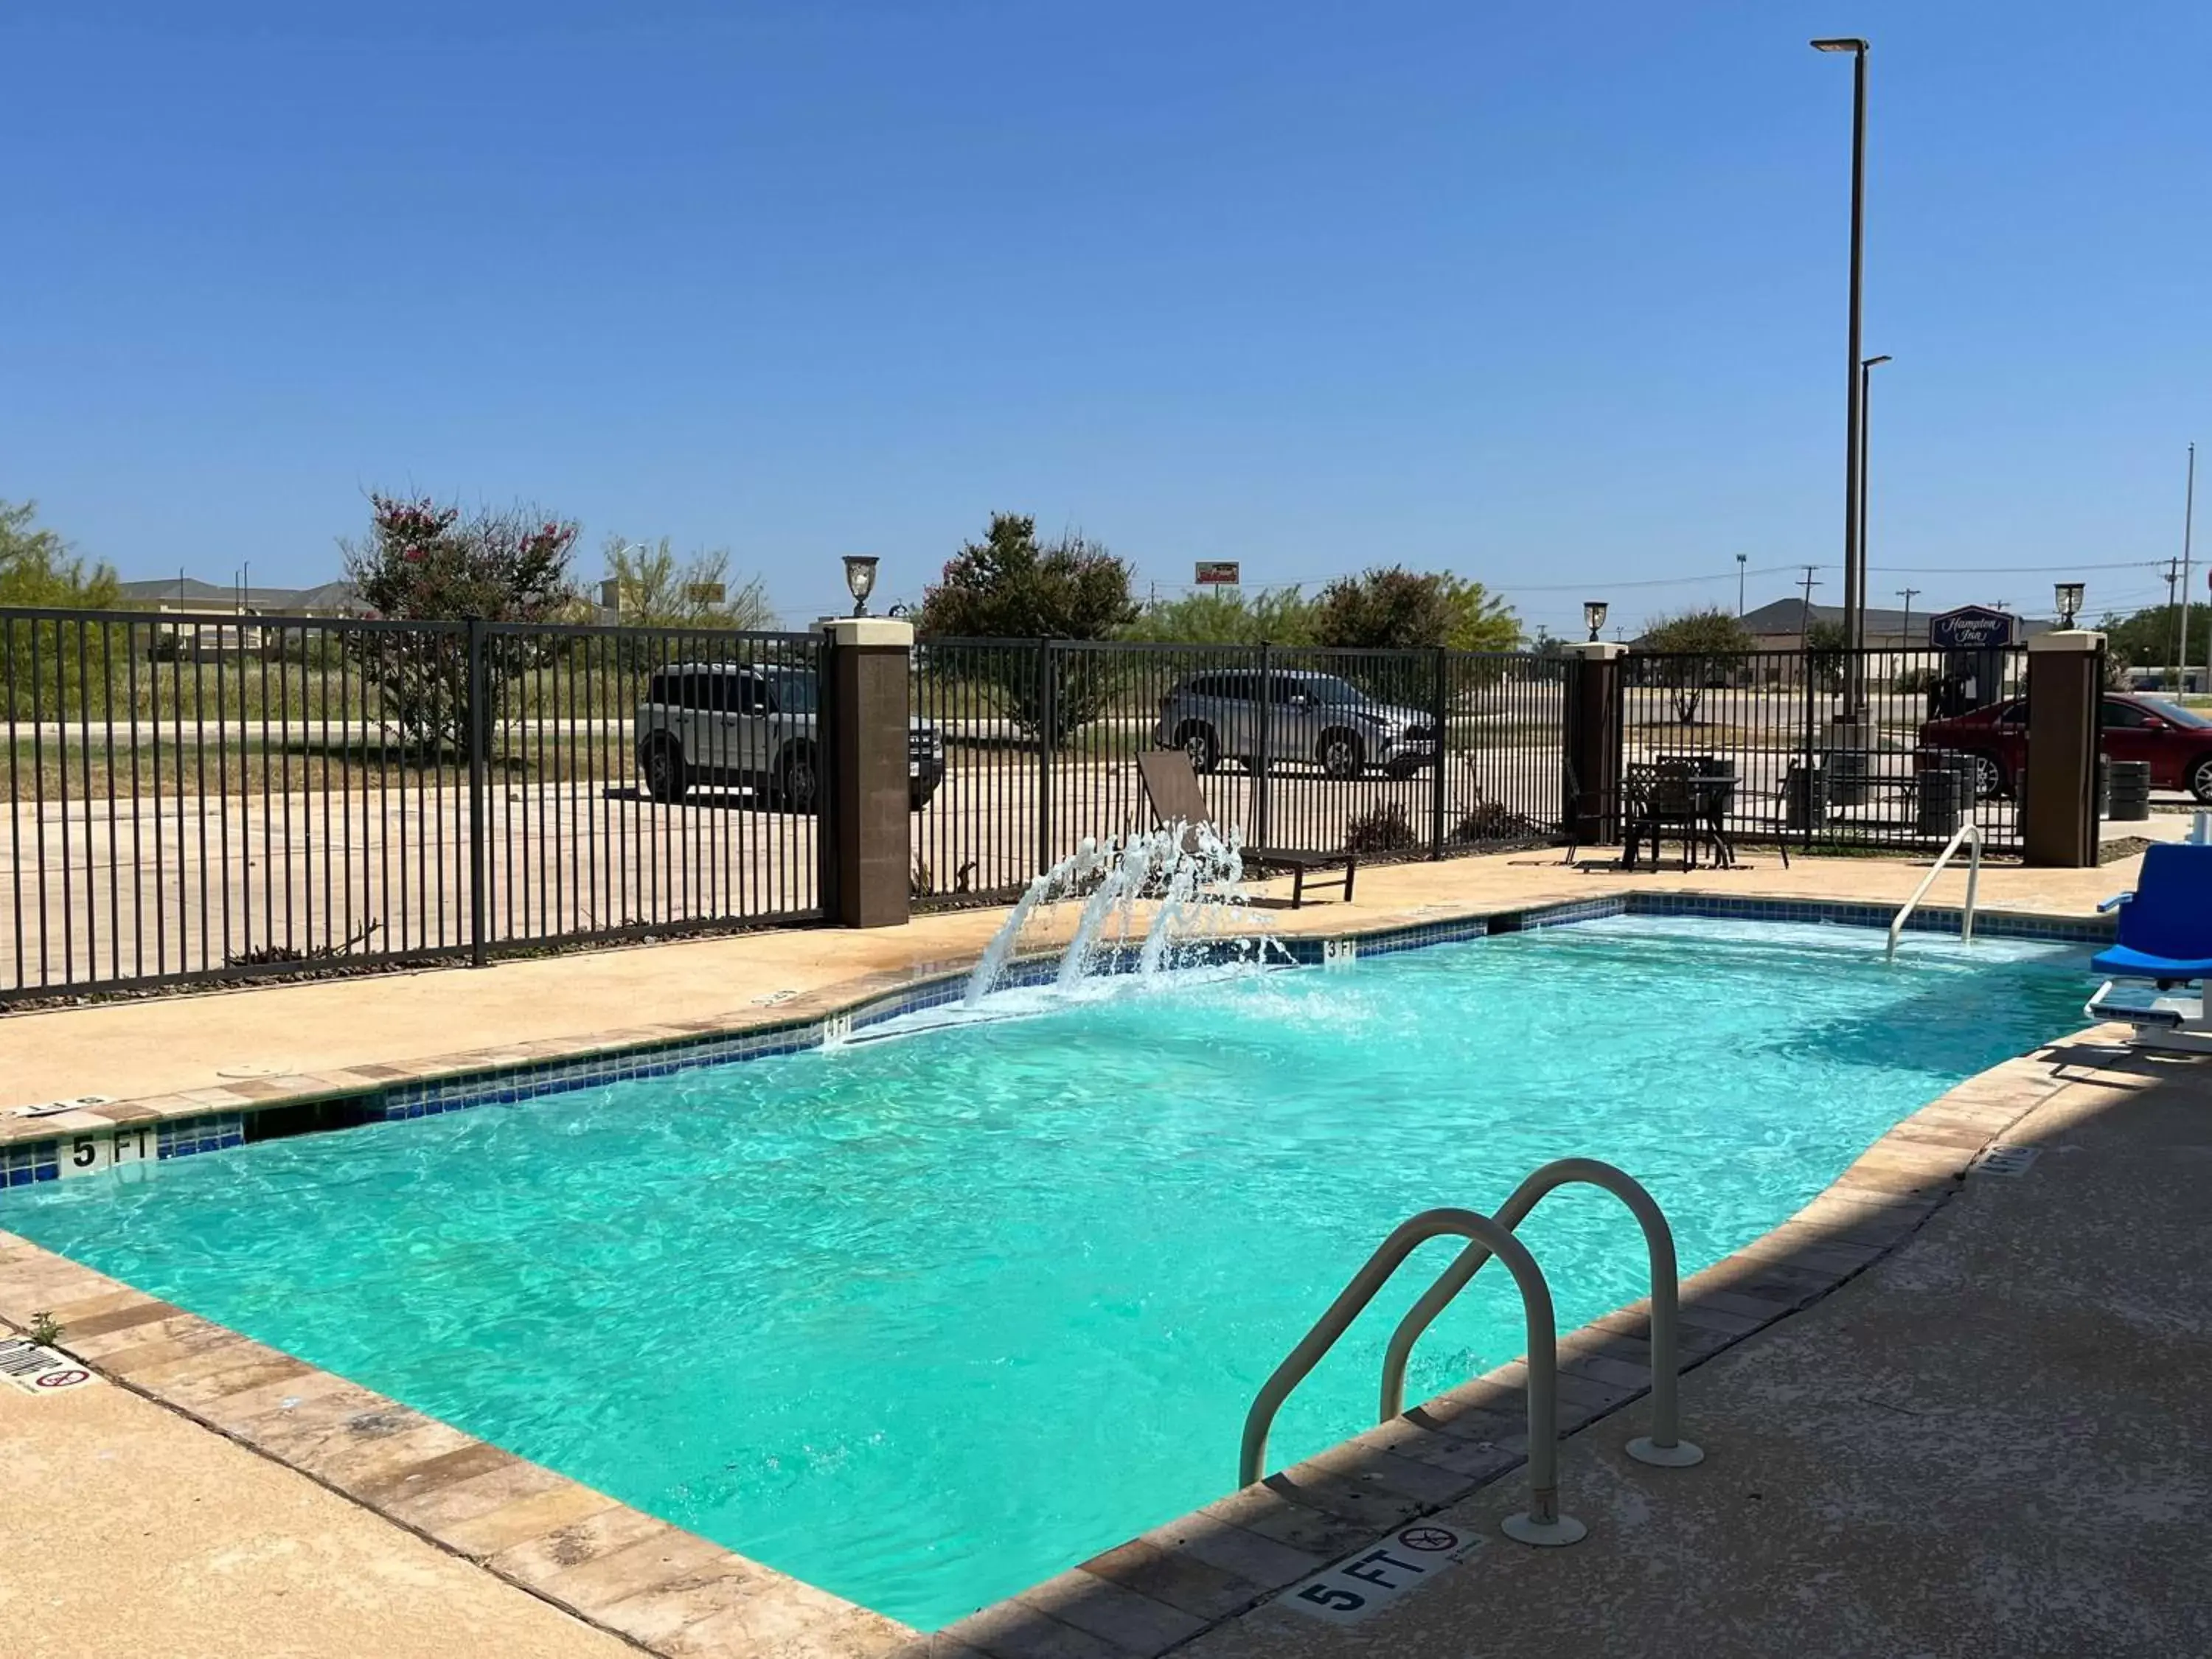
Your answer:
[0,907,2110,1659]
[0,951,990,1152]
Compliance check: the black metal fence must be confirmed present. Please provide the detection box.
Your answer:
[1618,644,2033,853]
[909,639,1571,905]
[3,611,2081,996]
[1,607,827,997]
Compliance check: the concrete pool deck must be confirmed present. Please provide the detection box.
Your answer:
[4,845,2204,1658]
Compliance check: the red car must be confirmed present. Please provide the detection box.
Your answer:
[1919,693,2212,802]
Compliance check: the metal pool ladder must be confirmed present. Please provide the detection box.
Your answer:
[1886,821,1983,961]
[1238,1158,1703,1550]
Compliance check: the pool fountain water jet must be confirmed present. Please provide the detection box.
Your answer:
[964,823,1273,1005]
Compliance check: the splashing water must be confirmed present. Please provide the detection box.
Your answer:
[964,823,1267,1005]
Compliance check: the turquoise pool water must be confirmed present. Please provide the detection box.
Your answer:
[2,917,2086,1628]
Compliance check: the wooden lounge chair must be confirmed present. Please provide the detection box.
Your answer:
[1135,751,1357,908]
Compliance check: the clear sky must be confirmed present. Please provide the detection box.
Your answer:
[4,1,2206,635]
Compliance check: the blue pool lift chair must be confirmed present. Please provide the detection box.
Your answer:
[2084,842,2212,1052]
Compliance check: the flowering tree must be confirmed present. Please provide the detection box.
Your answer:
[340,495,580,757]
[916,513,1137,742]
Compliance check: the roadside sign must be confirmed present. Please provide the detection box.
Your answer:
[1930,605,2016,650]
[685,582,726,605]
[1194,561,1241,587]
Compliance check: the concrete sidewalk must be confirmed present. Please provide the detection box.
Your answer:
[1179,1043,2212,1659]
[0,1352,636,1659]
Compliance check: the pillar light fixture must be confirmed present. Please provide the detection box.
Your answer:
[1585,600,1609,641]
[2055,581,2084,630]
[842,555,880,617]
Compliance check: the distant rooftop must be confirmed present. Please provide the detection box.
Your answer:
[115,577,366,615]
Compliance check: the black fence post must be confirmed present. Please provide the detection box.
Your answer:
[1430,646,1449,858]
[465,614,488,967]
[1255,640,1273,851]
[1036,638,1055,875]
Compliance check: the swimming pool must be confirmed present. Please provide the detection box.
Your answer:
[1,916,2087,1628]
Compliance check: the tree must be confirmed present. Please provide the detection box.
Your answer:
[2098,605,2211,682]
[1636,607,1755,723]
[917,513,1136,639]
[0,498,118,608]
[339,494,581,756]
[1804,618,1849,693]
[917,514,1138,742]
[603,536,775,630]
[1,498,122,719]
[1121,586,1318,645]
[1438,576,1523,653]
[1310,566,1520,706]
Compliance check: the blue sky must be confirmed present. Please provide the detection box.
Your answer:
[4,1,2206,636]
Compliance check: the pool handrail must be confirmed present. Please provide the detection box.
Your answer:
[1376,1158,1703,1469]
[1237,1206,1584,1545]
[1886,821,1983,962]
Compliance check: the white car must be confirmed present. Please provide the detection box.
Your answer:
[633,662,944,811]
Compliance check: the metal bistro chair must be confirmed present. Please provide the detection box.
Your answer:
[1624,762,1705,871]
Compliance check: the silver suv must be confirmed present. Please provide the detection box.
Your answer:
[635,663,945,811]
[1152,669,1438,779]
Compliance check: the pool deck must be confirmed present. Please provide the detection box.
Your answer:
[6,845,2207,1658]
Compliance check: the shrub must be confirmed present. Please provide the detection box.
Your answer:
[1344,800,1419,854]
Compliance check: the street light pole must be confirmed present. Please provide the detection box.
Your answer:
[1814,37,1870,720]
[2182,442,2197,692]
[1736,552,1747,616]
[1858,354,1891,641]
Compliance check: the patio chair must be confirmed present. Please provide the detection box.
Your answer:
[1624,762,1704,871]
[1135,751,1357,908]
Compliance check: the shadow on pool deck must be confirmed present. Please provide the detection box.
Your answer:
[898,1040,2212,1659]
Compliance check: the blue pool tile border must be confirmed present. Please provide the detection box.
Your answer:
[0,893,2112,1200]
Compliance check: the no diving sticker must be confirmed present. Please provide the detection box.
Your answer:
[0,1337,96,1396]
[1281,1520,1486,1624]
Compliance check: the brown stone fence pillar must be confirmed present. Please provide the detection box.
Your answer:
[818,616,914,927]
[2022,628,2104,869]
[1562,641,1627,846]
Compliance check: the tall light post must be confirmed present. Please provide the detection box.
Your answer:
[1813,36,1870,722]
[2182,442,2197,691]
[1736,552,1747,616]
[1857,354,1891,641]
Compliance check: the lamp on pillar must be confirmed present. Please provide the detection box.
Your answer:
[1584,599,1609,642]
[2054,581,2084,630]
[842,555,880,617]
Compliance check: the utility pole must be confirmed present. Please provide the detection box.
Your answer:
[1798,564,1823,643]
[2181,442,2198,692]
[1737,552,1748,616]
[1896,585,1919,645]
